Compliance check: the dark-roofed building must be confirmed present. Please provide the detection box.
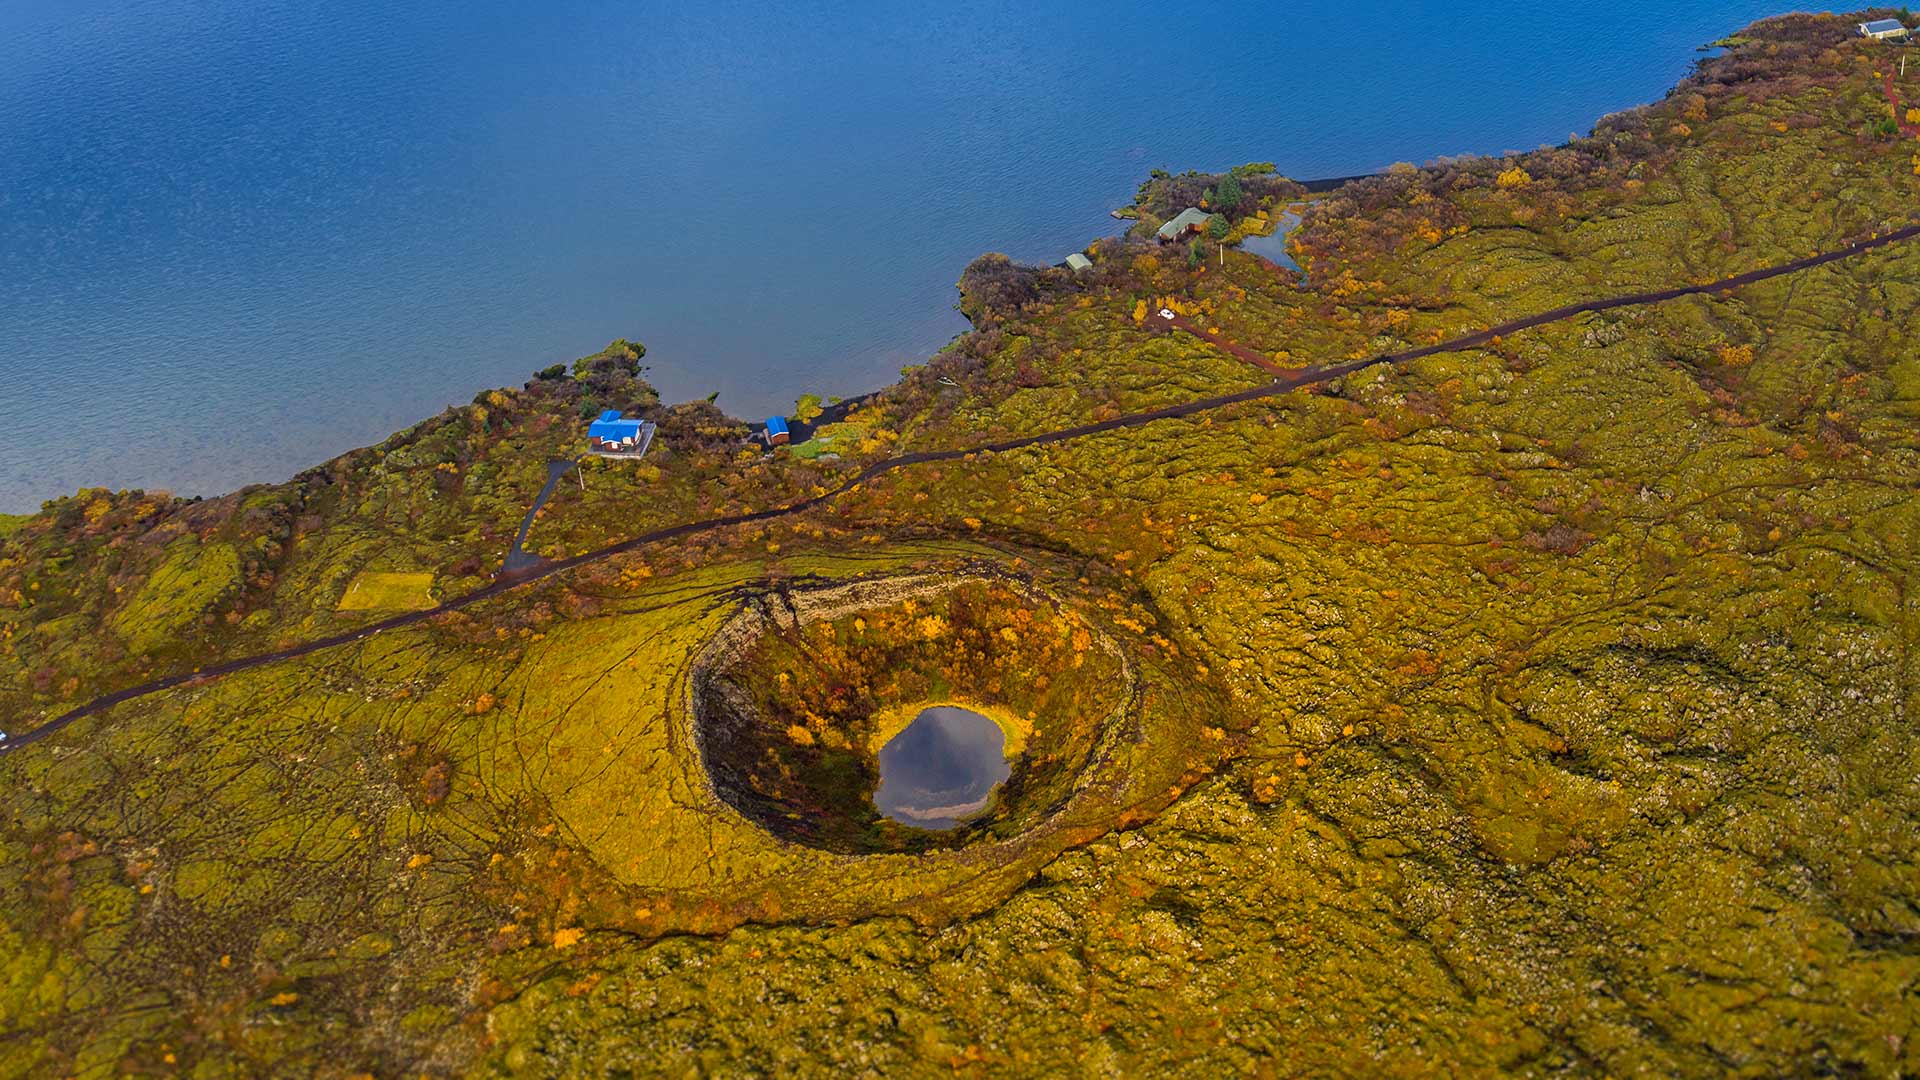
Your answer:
[1156,207,1213,243]
[1860,18,1912,40]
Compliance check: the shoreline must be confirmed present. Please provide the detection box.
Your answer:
[0,1,1785,519]
[760,171,1359,445]
[12,217,1918,751]
[0,165,1376,517]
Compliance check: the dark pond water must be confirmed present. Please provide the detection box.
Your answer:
[874,706,1011,830]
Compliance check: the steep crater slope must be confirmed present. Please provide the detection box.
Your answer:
[692,573,1133,853]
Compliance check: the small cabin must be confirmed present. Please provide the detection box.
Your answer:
[1064,252,1092,272]
[1860,18,1912,40]
[587,409,656,458]
[1156,207,1212,243]
[765,416,790,446]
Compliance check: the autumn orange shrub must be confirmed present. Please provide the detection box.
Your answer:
[694,580,1128,853]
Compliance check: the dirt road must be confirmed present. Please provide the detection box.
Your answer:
[4,220,1916,754]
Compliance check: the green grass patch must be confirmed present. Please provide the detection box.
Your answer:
[337,571,437,612]
[786,418,872,460]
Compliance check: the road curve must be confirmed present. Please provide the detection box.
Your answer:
[3,220,1916,754]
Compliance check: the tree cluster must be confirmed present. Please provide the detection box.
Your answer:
[1131,163,1305,221]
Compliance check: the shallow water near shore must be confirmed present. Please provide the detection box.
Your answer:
[874,706,1011,830]
[1240,210,1305,271]
[0,0,1781,511]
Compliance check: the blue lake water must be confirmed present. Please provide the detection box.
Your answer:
[0,0,1781,511]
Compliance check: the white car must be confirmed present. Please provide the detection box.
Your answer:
[1158,308,1175,320]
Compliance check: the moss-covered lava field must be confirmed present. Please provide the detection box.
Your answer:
[3,12,1920,1076]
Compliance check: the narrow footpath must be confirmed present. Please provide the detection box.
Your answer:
[3,220,1917,754]
[1163,314,1288,373]
[1884,69,1920,138]
[500,458,581,578]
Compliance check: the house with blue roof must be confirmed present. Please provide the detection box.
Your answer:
[1860,18,1912,40]
[587,410,656,458]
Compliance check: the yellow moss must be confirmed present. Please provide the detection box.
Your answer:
[110,537,242,653]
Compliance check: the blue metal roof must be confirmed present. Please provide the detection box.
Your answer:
[766,416,789,435]
[589,413,645,441]
[1862,18,1907,32]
